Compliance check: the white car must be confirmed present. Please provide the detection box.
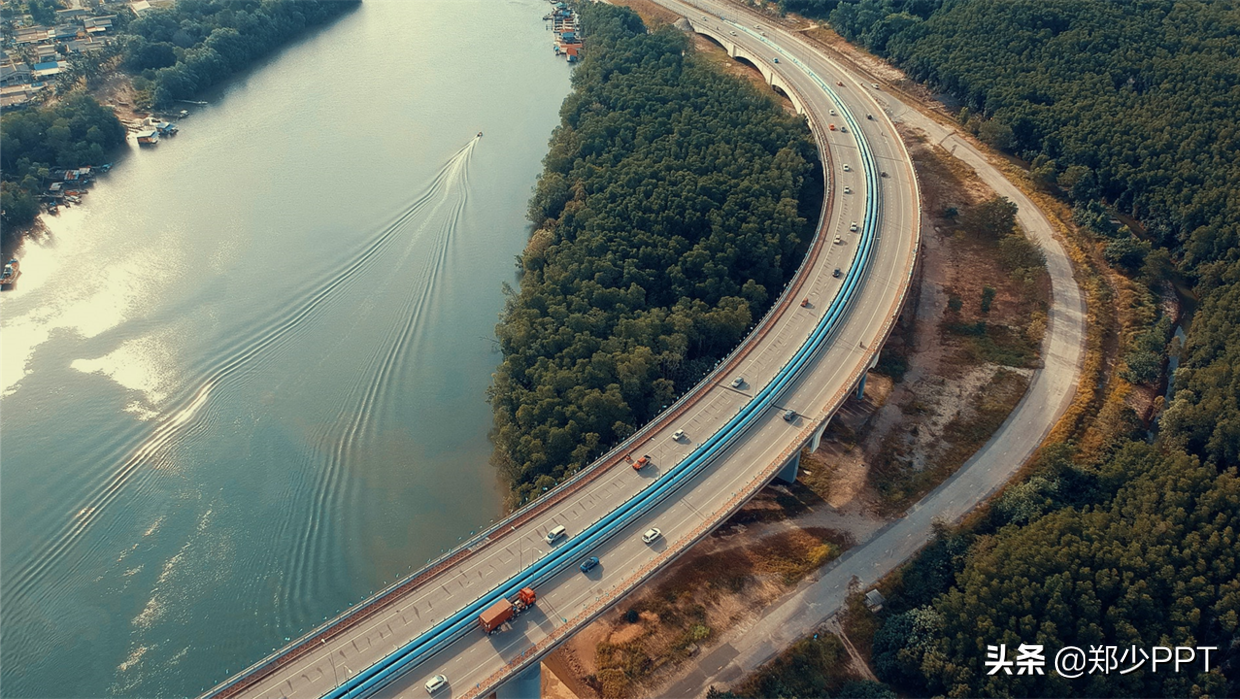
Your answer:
[850,222,859,232]
[642,528,663,544]
[843,164,851,172]
[672,429,686,441]
[425,674,448,694]
[843,186,852,194]
[731,376,745,388]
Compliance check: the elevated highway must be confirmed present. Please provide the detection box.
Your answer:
[204,3,920,697]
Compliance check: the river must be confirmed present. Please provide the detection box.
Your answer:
[0,2,570,695]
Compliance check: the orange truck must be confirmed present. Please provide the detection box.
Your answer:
[478,587,537,634]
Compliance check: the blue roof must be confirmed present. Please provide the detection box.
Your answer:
[32,61,60,70]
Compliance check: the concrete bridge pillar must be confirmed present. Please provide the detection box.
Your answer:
[809,420,828,452]
[775,451,800,484]
[495,663,541,699]
[856,373,867,400]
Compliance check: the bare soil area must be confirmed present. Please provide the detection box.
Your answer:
[542,7,1053,698]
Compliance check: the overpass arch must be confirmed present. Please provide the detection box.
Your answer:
[686,20,806,116]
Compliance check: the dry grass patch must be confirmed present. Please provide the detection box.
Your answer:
[609,0,683,27]
[581,525,850,697]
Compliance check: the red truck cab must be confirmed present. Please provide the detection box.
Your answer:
[633,454,651,470]
[479,587,537,634]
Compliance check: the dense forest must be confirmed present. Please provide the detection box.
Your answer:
[120,0,359,108]
[490,3,821,504]
[0,95,126,241]
[772,0,1240,695]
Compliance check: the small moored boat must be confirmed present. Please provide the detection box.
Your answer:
[2,258,21,290]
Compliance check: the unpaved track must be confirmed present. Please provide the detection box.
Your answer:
[654,2,1087,695]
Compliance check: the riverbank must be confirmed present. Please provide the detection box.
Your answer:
[0,2,569,695]
[0,0,360,263]
[489,2,822,507]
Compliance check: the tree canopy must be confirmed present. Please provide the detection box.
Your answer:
[799,1,1240,695]
[490,3,821,503]
[0,95,126,242]
[119,0,359,108]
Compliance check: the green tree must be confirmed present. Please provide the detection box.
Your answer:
[959,196,1018,238]
[489,3,820,500]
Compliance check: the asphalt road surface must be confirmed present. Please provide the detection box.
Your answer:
[656,1,1088,694]
[211,4,922,697]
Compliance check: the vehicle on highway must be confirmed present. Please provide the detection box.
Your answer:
[833,236,843,245]
[833,268,842,278]
[872,82,880,89]
[425,675,448,694]
[800,297,811,307]
[829,109,836,115]
[729,30,737,36]
[478,587,537,634]
[843,164,851,172]
[881,171,889,177]
[840,126,847,133]
[579,556,600,573]
[731,376,745,388]
[642,528,662,544]
[633,454,650,470]
[867,114,874,120]
[829,123,836,131]
[783,409,797,422]
[850,221,859,232]
[843,186,851,194]
[546,525,567,544]
[672,429,686,441]
[772,57,779,63]
[836,80,844,86]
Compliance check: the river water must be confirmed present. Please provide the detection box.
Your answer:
[0,2,569,695]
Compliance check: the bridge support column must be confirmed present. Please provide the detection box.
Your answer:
[856,373,867,400]
[496,663,541,699]
[775,451,800,485]
[809,421,828,452]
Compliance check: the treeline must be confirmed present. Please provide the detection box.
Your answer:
[818,0,1239,272]
[120,0,359,108]
[775,1,1240,695]
[0,94,126,240]
[489,3,821,504]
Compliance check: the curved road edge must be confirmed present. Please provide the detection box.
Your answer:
[656,3,1089,695]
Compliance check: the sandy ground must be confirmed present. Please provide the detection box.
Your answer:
[548,97,1051,699]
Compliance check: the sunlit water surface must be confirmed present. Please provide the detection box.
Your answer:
[0,2,569,694]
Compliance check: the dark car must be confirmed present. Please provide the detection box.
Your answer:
[833,268,842,278]
[580,556,600,573]
[783,409,797,422]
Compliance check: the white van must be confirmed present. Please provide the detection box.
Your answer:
[546,525,567,544]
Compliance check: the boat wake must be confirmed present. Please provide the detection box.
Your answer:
[284,138,476,620]
[0,141,480,631]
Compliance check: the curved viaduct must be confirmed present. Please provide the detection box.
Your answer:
[204,4,920,699]
[693,24,808,117]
